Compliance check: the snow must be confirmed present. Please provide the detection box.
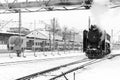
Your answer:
[26,50,120,80]
[0,50,120,80]
[75,55,120,80]
[47,50,120,80]
[0,51,84,80]
[0,50,82,63]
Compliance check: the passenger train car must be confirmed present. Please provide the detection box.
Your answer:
[26,37,81,51]
[7,36,81,56]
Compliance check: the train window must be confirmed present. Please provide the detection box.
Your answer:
[39,42,40,45]
[36,42,37,45]
[48,42,49,45]
[40,43,42,45]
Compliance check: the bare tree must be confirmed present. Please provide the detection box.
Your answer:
[51,18,61,51]
[62,26,69,50]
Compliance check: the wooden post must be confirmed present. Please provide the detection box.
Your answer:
[18,9,25,57]
[73,72,76,80]
[73,32,75,52]
[61,72,69,80]
[43,40,47,56]
[34,20,37,57]
[52,18,55,52]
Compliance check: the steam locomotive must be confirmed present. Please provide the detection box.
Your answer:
[83,25,111,59]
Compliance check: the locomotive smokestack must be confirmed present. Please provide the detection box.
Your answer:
[88,16,91,29]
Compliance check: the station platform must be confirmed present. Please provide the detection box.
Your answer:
[0,49,119,65]
[0,50,119,80]
[0,50,83,65]
[0,50,84,80]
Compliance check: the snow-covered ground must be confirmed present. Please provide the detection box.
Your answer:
[0,51,84,80]
[75,54,120,80]
[0,50,82,63]
[0,50,120,80]
[33,50,120,80]
[53,50,120,80]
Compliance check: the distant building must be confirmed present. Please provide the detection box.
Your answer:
[118,35,120,42]
[26,29,62,41]
[110,0,120,3]
[7,27,30,35]
[0,31,23,44]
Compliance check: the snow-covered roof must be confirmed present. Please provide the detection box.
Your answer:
[26,29,62,40]
[0,31,25,35]
[26,30,48,39]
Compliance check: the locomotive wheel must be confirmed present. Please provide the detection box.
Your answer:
[96,53,103,59]
[87,54,95,59]
[86,52,95,59]
[86,50,105,59]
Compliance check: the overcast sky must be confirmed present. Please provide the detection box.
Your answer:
[0,9,90,31]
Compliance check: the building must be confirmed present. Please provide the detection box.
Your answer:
[26,29,62,41]
[0,31,24,44]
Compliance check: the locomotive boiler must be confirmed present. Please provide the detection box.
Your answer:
[83,25,111,59]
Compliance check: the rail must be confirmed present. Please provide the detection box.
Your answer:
[50,54,120,80]
[16,58,90,80]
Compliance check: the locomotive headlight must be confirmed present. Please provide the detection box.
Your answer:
[92,48,96,50]
[93,36,95,39]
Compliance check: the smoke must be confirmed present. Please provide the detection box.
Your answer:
[90,0,109,30]
[90,0,120,41]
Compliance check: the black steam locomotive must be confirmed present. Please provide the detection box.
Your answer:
[83,25,111,59]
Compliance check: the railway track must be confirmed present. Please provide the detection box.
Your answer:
[16,54,120,80]
[16,57,90,80]
[50,58,105,80]
[50,54,120,80]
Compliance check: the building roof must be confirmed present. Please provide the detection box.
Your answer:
[26,30,48,39]
[0,31,25,35]
[26,29,62,40]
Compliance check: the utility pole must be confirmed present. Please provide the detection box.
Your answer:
[52,18,56,51]
[49,28,51,51]
[18,9,21,36]
[69,31,72,53]
[34,20,37,57]
[18,9,26,57]
[64,27,67,53]
[73,32,75,51]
